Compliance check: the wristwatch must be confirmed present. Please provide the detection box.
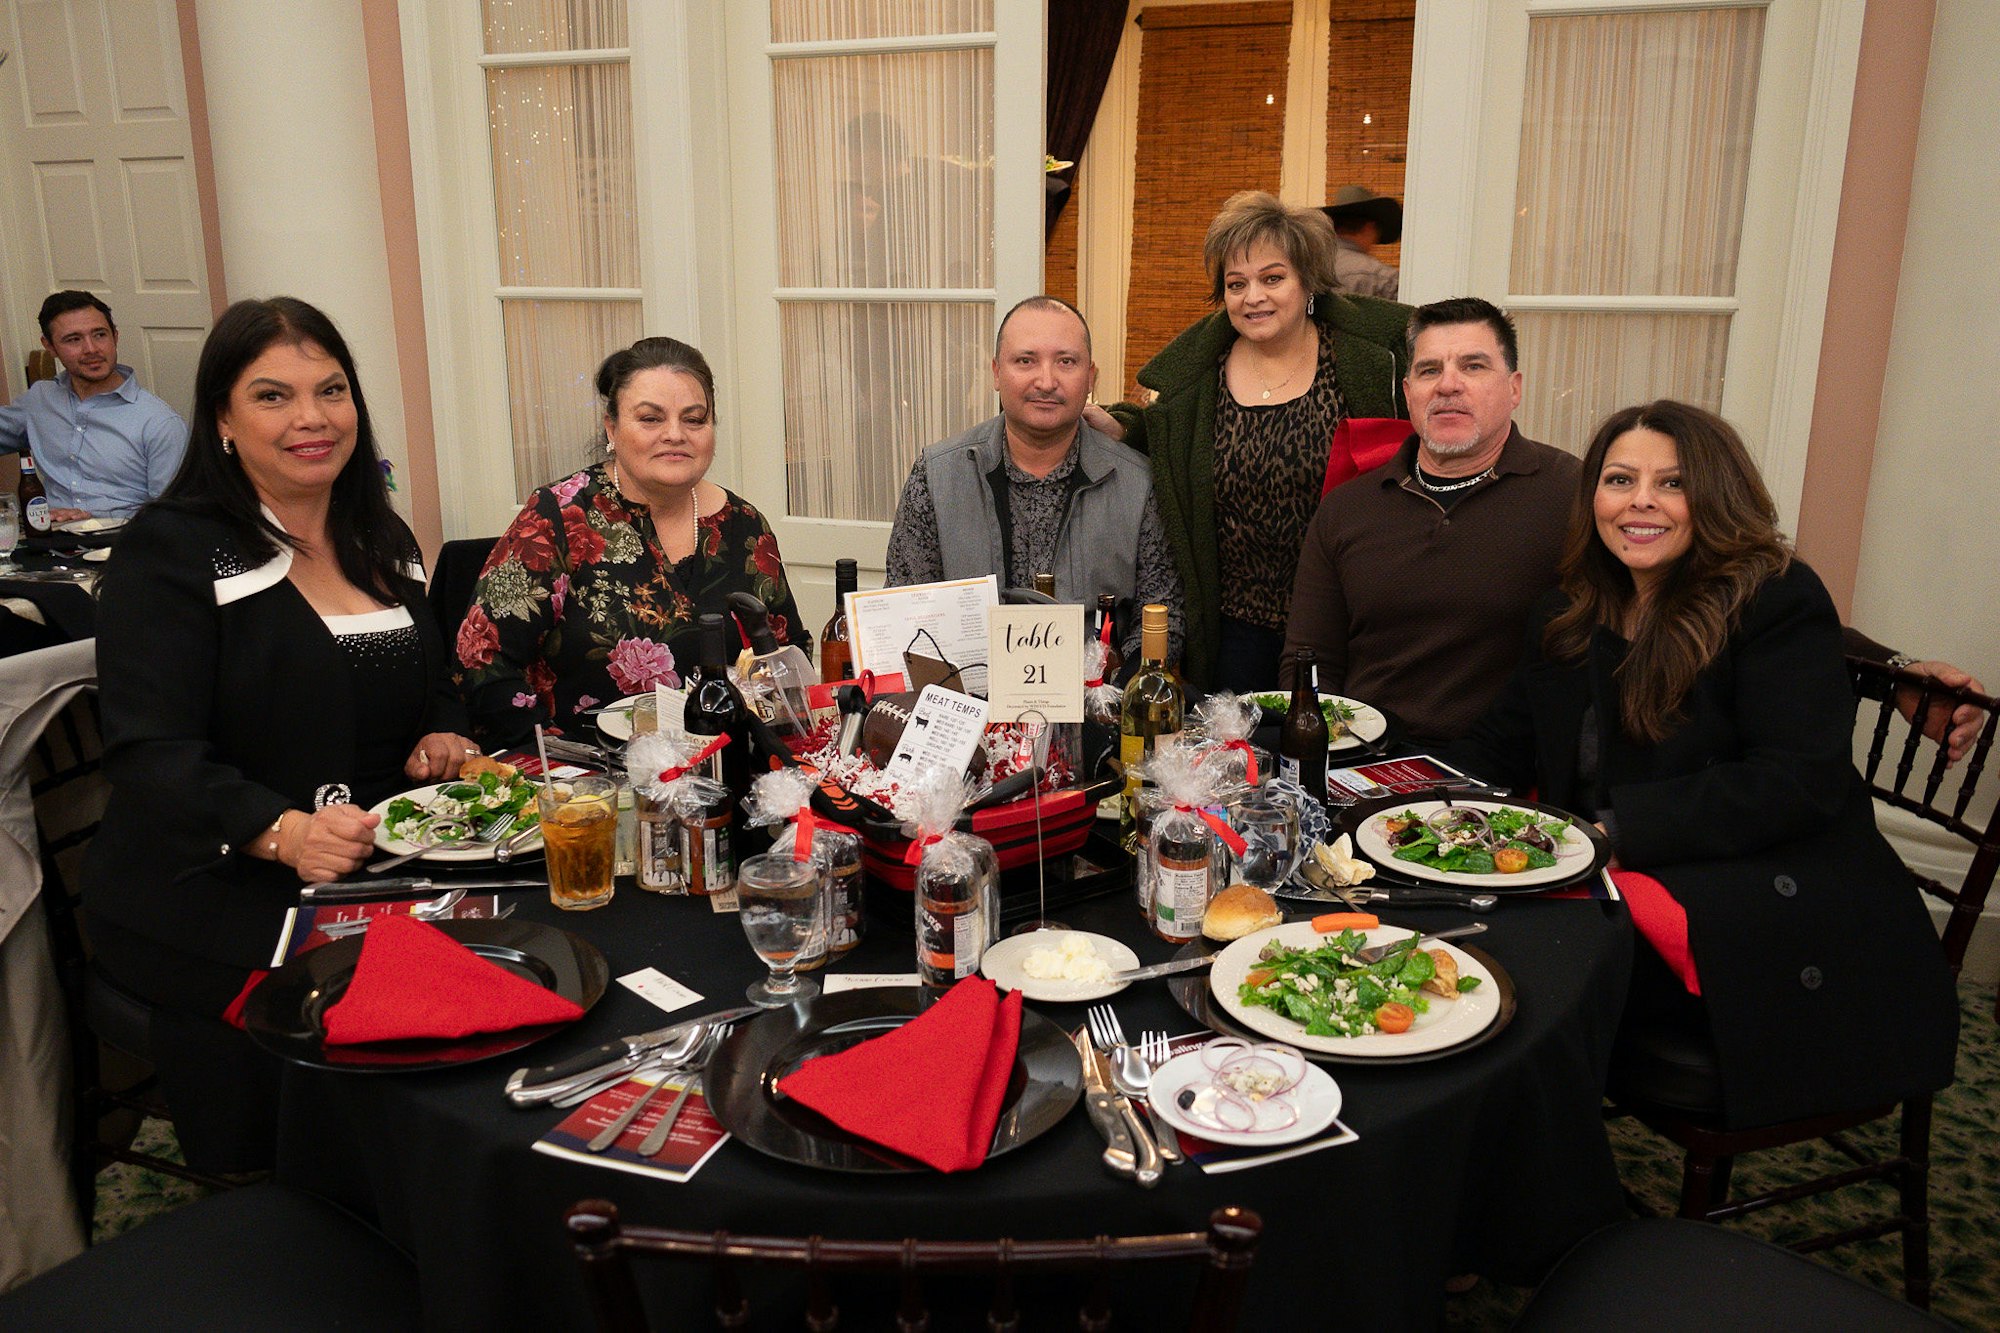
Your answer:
[1886,652,1917,671]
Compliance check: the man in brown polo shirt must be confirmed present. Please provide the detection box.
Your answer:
[1281,297,1579,744]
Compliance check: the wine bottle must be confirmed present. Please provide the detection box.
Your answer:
[1279,648,1329,802]
[1032,571,1056,598]
[820,558,858,684]
[1118,604,1183,848]
[18,454,49,533]
[684,613,752,805]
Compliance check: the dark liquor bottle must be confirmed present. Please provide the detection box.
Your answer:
[17,453,49,533]
[1118,604,1184,848]
[684,613,752,804]
[1279,649,1329,802]
[820,558,858,684]
[1032,571,1056,598]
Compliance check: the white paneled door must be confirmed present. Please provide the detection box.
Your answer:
[0,0,211,416]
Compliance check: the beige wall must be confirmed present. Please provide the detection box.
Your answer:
[1850,0,2000,679]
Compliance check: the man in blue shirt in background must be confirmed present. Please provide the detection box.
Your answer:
[1,290,188,521]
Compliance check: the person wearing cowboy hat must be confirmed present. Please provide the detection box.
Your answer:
[1323,185,1403,300]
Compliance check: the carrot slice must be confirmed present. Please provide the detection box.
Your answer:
[1311,911,1380,933]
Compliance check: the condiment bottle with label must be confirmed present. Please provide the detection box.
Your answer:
[1140,736,1238,943]
[902,765,996,995]
[17,454,49,533]
[1279,648,1329,802]
[820,557,858,684]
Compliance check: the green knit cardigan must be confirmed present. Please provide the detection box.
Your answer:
[1108,292,1414,690]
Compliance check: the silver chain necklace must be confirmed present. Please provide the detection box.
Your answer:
[1414,465,1494,494]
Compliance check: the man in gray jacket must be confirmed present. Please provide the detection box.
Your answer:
[885,296,1183,666]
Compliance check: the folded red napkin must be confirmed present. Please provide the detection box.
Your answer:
[321,915,584,1045]
[776,978,1022,1172]
[1611,868,1701,995]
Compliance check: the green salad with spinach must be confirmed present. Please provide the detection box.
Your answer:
[1238,929,1481,1038]
[1377,805,1573,875]
[384,770,536,847]
[1249,691,1358,736]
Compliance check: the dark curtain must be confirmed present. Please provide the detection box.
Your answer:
[1045,1,1129,236]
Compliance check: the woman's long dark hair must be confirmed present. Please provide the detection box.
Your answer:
[160,297,413,601]
[1544,400,1792,744]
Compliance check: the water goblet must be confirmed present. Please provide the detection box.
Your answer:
[736,852,826,1007]
[1233,796,1301,891]
[0,495,20,572]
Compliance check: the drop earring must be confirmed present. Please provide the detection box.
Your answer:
[1306,294,1316,317]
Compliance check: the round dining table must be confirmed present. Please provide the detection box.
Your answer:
[273,842,1633,1332]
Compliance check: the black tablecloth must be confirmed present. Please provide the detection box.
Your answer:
[274,856,1632,1331]
[0,549,99,644]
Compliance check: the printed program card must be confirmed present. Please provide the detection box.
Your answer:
[532,1074,730,1183]
[847,576,999,696]
[986,603,1085,724]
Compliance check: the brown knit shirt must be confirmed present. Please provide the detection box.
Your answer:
[1280,426,1582,743]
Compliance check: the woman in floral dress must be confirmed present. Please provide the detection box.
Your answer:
[457,336,808,746]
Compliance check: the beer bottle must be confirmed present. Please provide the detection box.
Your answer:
[1032,571,1056,598]
[18,454,49,533]
[820,557,858,683]
[1279,649,1329,802]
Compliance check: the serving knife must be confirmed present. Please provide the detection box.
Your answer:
[1106,955,1215,984]
[506,1005,761,1107]
[300,876,544,903]
[1076,1028,1160,1187]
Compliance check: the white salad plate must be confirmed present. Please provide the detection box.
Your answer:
[1353,798,1594,888]
[1147,1046,1341,1146]
[593,694,649,743]
[1209,922,1500,1057]
[1248,691,1387,754]
[980,930,1139,1003]
[369,780,543,863]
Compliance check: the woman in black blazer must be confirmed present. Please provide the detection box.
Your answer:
[1447,400,1956,1129]
[83,298,476,1170]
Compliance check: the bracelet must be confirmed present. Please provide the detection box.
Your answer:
[267,812,289,858]
[1886,652,1916,671]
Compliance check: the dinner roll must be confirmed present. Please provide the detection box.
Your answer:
[1202,884,1282,941]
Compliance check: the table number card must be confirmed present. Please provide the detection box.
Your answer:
[985,603,1085,724]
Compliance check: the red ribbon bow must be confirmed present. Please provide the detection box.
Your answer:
[902,830,946,867]
[791,806,858,862]
[1200,738,1260,786]
[1086,614,1115,689]
[657,732,729,783]
[1173,802,1248,857]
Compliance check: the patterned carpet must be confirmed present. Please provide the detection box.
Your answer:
[91,983,1999,1329]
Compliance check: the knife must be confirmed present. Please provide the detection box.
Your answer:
[505,1005,761,1107]
[1073,1027,1137,1180]
[1106,955,1215,984]
[1076,1028,1160,1187]
[301,876,544,903]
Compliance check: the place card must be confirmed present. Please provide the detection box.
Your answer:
[617,967,703,1014]
[985,603,1085,724]
[824,972,920,993]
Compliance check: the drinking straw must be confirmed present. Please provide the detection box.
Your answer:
[535,723,553,778]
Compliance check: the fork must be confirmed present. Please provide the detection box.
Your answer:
[1087,1006,1179,1166]
[1137,1030,1188,1160]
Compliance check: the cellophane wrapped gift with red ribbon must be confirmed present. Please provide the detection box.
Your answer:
[627,731,733,895]
[1083,636,1123,728]
[745,767,865,957]
[1192,691,1267,798]
[1141,738,1245,944]
[902,765,999,989]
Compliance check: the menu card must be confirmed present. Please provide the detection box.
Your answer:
[270,896,505,966]
[532,1074,730,1182]
[846,575,999,696]
[1326,754,1467,800]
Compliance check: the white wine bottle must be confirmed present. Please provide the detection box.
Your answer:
[1118,604,1183,850]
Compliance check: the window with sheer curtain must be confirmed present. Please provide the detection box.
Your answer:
[769,2,996,523]
[481,0,642,499]
[1508,6,1763,453]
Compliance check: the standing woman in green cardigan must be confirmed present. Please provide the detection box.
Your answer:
[1086,191,1412,691]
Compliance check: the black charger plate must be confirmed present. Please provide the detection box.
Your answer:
[242,918,608,1072]
[704,987,1082,1172]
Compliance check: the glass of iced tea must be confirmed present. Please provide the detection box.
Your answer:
[536,776,618,910]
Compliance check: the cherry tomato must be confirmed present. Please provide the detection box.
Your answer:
[1374,1002,1415,1034]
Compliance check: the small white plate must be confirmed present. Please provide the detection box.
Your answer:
[1247,691,1388,754]
[1354,799,1593,888]
[55,516,125,534]
[1209,922,1500,1056]
[1148,1046,1341,1146]
[82,547,112,563]
[594,695,648,743]
[369,780,543,863]
[979,929,1139,1003]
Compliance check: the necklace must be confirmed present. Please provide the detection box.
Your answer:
[1246,335,1315,401]
[1414,465,1494,494]
[611,461,701,558]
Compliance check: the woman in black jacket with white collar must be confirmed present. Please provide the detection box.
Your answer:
[1447,400,1956,1129]
[83,298,476,1170]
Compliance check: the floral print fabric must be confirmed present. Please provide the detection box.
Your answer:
[456,461,809,744]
